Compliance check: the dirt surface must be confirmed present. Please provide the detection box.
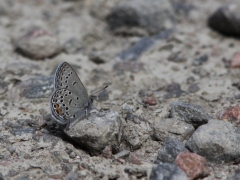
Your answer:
[0,0,240,179]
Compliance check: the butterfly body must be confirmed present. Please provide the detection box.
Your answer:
[50,62,93,125]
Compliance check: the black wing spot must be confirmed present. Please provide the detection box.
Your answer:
[60,100,63,103]
[65,93,68,96]
[73,114,76,118]
[66,85,68,88]
[73,81,77,86]
[69,99,72,105]
[65,80,68,83]
[77,97,79,100]
[69,91,72,95]
[63,104,65,107]
[66,107,69,110]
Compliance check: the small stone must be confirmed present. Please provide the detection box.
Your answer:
[186,76,195,84]
[230,52,240,68]
[208,2,240,36]
[156,137,187,163]
[192,54,208,66]
[128,153,142,165]
[170,101,209,128]
[14,27,61,59]
[217,105,240,124]
[175,151,210,180]
[89,50,109,64]
[69,152,76,159]
[65,109,123,155]
[150,163,188,180]
[153,118,194,142]
[114,150,130,159]
[102,145,112,159]
[186,120,240,163]
[106,0,175,35]
[166,83,181,92]
[142,96,157,106]
[11,75,54,100]
[188,84,200,93]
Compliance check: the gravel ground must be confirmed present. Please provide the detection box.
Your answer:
[1,0,240,179]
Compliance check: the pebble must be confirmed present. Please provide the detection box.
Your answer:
[217,105,240,124]
[65,109,123,155]
[150,162,188,180]
[153,118,194,142]
[102,145,112,159]
[142,96,157,106]
[14,27,61,59]
[107,0,175,35]
[170,101,209,128]
[192,54,208,66]
[186,120,240,163]
[156,137,187,163]
[12,75,54,100]
[175,151,210,180]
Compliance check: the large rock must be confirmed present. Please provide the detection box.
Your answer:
[186,120,240,163]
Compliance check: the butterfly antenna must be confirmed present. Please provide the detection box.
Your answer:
[92,85,108,95]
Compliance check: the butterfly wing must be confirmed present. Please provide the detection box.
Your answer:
[50,88,88,124]
[54,62,89,104]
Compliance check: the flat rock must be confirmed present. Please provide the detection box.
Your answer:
[153,118,194,142]
[186,120,240,163]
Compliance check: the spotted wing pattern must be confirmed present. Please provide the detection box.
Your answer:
[50,88,87,124]
[50,62,91,124]
[54,62,89,104]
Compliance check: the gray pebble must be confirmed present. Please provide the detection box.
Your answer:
[153,118,194,142]
[156,137,187,163]
[186,120,240,163]
[150,163,188,180]
[65,109,123,155]
[170,101,209,128]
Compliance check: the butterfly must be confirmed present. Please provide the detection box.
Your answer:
[50,62,94,126]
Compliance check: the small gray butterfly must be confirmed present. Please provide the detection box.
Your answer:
[50,62,94,125]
